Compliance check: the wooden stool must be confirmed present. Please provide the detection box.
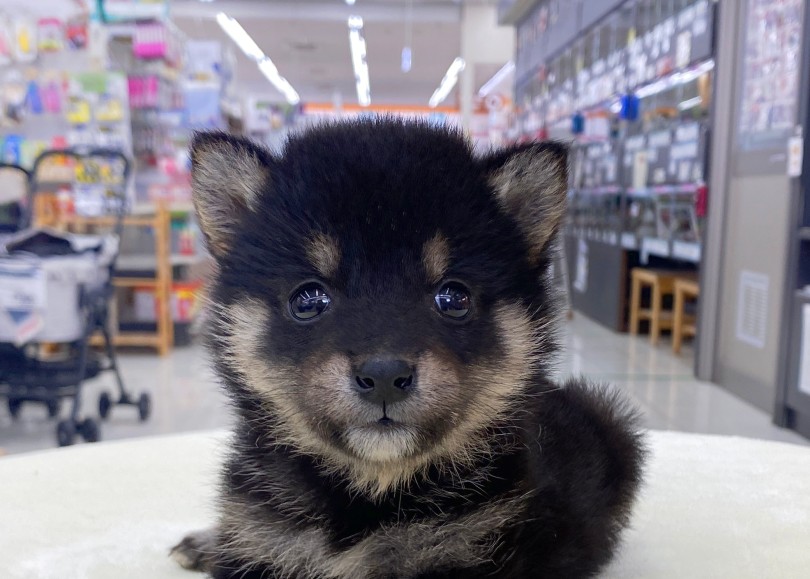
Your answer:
[672,277,700,354]
[629,269,694,345]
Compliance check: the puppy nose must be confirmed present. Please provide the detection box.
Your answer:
[354,358,415,405]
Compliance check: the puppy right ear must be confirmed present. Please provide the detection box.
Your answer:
[190,132,272,258]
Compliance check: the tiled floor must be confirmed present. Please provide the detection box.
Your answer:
[1,314,806,454]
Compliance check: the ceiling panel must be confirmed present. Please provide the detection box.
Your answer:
[174,0,467,106]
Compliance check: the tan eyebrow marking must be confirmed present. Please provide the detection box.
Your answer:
[306,233,341,278]
[422,233,450,285]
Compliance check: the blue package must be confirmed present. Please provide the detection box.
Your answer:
[619,93,639,121]
[3,135,23,164]
[26,81,43,115]
[571,111,585,134]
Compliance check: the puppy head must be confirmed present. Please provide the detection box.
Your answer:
[193,120,567,495]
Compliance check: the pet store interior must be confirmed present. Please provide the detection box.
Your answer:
[1,1,810,576]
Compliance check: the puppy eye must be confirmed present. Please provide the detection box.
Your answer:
[434,283,471,319]
[290,284,332,321]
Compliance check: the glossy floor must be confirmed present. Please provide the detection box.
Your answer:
[1,314,806,454]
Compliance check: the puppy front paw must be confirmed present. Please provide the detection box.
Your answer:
[170,528,217,572]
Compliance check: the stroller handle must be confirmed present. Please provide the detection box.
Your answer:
[28,148,133,274]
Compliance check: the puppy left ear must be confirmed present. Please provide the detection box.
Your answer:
[482,142,568,262]
[191,131,273,258]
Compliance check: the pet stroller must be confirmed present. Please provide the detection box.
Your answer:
[0,149,151,446]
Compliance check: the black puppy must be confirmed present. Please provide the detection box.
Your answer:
[171,119,645,578]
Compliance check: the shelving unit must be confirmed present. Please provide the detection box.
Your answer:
[51,204,175,356]
[510,0,714,332]
[114,203,209,349]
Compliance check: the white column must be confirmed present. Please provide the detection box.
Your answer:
[459,4,515,131]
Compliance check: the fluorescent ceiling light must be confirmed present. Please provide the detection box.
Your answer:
[401,46,412,73]
[217,12,299,105]
[346,0,356,5]
[429,57,465,108]
[348,16,371,107]
[259,58,301,105]
[478,61,515,98]
[216,12,264,61]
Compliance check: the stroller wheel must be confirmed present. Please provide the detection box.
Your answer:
[79,418,101,443]
[46,399,61,419]
[8,398,23,419]
[56,420,76,447]
[99,391,112,420]
[137,393,151,422]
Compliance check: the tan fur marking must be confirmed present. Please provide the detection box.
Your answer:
[216,299,542,500]
[306,233,341,278]
[421,233,450,284]
[489,149,567,261]
[409,302,541,481]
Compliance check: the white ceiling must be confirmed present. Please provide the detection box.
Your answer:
[172,0,502,107]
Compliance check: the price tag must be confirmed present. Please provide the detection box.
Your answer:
[642,237,670,258]
[672,241,702,262]
[621,233,638,249]
[676,31,692,68]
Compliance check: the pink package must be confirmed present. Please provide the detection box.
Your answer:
[144,76,158,108]
[133,23,167,59]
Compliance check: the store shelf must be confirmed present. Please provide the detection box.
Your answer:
[59,215,156,228]
[131,201,195,215]
[113,277,159,288]
[579,185,623,195]
[627,184,699,198]
[117,253,208,271]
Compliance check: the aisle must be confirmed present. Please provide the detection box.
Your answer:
[1,315,805,454]
[558,316,807,445]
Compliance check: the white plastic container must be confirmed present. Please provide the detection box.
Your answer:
[0,233,116,345]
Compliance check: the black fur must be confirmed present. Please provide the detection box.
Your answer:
[175,118,645,579]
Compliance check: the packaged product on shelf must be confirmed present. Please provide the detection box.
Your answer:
[1,71,28,125]
[56,187,74,217]
[50,135,68,149]
[96,94,125,123]
[133,22,168,60]
[41,81,63,114]
[13,17,37,62]
[172,282,202,322]
[2,135,23,165]
[66,95,91,125]
[73,184,106,217]
[37,18,65,53]
[66,16,88,50]
[134,282,202,324]
[25,81,43,115]
[0,16,12,66]
[20,139,47,169]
